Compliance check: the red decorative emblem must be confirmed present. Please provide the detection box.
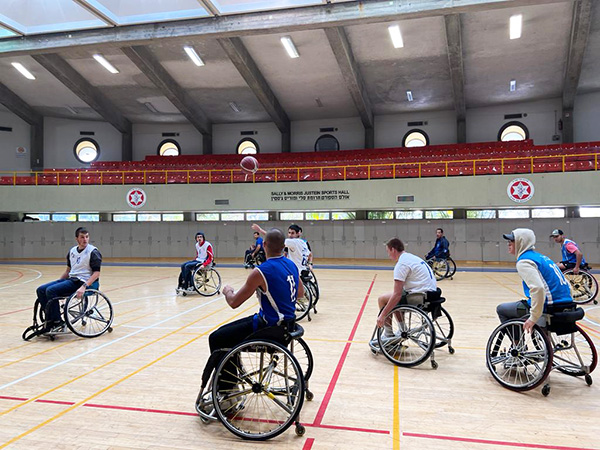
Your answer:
[507,178,534,203]
[127,188,146,209]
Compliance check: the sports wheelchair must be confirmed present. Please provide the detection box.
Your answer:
[485,302,597,396]
[195,322,314,440]
[297,268,320,322]
[426,257,456,281]
[369,288,455,369]
[22,280,114,341]
[178,262,222,297]
[561,264,598,305]
[244,248,266,269]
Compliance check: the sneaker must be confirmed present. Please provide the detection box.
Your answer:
[369,330,396,350]
[196,391,216,421]
[46,321,66,333]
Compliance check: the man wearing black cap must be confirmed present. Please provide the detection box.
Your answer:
[177,232,214,294]
[497,228,572,333]
[550,229,586,275]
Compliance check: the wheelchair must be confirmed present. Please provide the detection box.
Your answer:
[561,264,598,305]
[299,268,320,320]
[485,302,597,396]
[427,257,456,281]
[369,289,455,369]
[195,323,314,440]
[22,280,114,341]
[183,262,221,297]
[244,249,266,268]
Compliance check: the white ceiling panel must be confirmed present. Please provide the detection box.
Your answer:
[211,0,321,15]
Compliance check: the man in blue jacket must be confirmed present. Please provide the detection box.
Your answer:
[425,228,450,261]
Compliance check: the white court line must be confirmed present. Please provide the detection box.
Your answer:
[0,284,239,392]
[0,267,42,291]
[583,305,600,328]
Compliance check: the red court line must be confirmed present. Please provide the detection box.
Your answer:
[312,275,377,426]
[403,432,599,450]
[0,270,24,285]
[0,307,31,317]
[303,438,315,450]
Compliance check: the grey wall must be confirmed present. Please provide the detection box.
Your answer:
[133,123,203,160]
[574,91,600,142]
[375,110,457,148]
[0,110,32,171]
[291,117,364,152]
[1,218,599,263]
[213,122,281,154]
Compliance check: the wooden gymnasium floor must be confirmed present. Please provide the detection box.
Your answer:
[0,259,598,450]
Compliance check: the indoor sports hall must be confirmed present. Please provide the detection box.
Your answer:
[0,1,599,449]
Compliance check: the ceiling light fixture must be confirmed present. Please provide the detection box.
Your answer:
[93,54,119,74]
[11,62,35,80]
[510,79,517,92]
[144,102,159,113]
[280,36,300,58]
[183,46,205,66]
[229,102,241,113]
[388,25,404,48]
[64,106,79,115]
[406,90,413,102]
[509,14,522,39]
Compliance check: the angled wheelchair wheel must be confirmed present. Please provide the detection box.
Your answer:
[433,306,454,349]
[378,305,436,367]
[551,325,597,377]
[64,290,114,338]
[446,257,457,278]
[192,267,222,296]
[309,269,320,301]
[428,258,449,281]
[290,337,313,381]
[295,285,313,322]
[212,340,305,441]
[563,270,598,304]
[485,320,552,391]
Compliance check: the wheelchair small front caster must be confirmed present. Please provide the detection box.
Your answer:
[448,346,455,354]
[431,360,438,370]
[585,374,593,386]
[107,327,113,333]
[49,335,55,341]
[295,423,305,436]
[182,291,187,297]
[306,389,314,401]
[542,384,550,397]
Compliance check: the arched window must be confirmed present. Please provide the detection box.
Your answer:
[315,134,339,152]
[498,121,529,141]
[73,138,100,163]
[237,138,259,154]
[157,139,181,156]
[402,129,429,147]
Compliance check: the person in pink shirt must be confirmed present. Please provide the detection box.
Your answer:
[550,229,587,275]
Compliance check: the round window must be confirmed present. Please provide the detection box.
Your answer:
[315,134,340,152]
[74,138,100,163]
[237,138,259,154]
[402,129,429,147]
[499,122,528,142]
[158,139,181,156]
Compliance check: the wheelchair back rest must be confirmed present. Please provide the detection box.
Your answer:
[88,280,100,290]
[424,288,443,303]
[245,322,302,346]
[548,307,585,335]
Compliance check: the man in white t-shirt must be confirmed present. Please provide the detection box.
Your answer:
[373,238,437,343]
[252,223,311,277]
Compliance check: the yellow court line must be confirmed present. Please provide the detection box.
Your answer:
[0,342,30,356]
[393,365,400,450]
[0,303,234,419]
[483,273,523,298]
[0,304,254,449]
[579,323,600,340]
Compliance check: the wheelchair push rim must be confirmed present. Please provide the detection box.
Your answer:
[486,320,553,391]
[428,258,449,281]
[64,289,114,338]
[212,339,305,441]
[563,270,598,304]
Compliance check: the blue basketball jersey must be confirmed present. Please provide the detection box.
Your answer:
[255,256,299,327]
[561,239,586,265]
[517,249,572,307]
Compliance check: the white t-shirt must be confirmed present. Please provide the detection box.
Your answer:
[285,238,310,272]
[393,252,437,293]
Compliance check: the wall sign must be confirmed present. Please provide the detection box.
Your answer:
[271,189,350,202]
[507,178,534,203]
[127,187,147,209]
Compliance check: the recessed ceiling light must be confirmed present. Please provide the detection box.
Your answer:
[406,90,413,102]
[510,79,517,92]
[280,36,300,58]
[144,102,158,113]
[388,25,404,48]
[11,62,35,80]
[93,54,119,74]
[510,14,522,39]
[183,46,204,66]
[229,102,241,113]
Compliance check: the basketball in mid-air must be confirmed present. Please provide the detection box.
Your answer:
[240,155,259,174]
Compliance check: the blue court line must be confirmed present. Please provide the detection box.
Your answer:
[1,260,598,274]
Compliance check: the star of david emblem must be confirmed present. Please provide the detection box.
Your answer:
[507,178,534,203]
[511,182,530,199]
[126,188,147,209]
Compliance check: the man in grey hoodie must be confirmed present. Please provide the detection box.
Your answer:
[497,228,573,333]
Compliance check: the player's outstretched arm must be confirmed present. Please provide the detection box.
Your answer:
[251,223,267,235]
[223,269,264,309]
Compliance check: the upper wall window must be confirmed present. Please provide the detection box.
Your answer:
[403,129,429,147]
[158,139,181,156]
[74,138,100,163]
[237,138,259,154]
[315,134,339,152]
[499,121,529,142]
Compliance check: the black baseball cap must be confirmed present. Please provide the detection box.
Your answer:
[502,232,515,241]
[549,229,564,237]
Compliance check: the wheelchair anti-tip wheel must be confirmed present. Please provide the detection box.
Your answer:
[486,320,552,391]
[64,289,114,338]
[563,270,598,305]
[550,324,597,377]
[378,305,436,367]
[192,266,222,296]
[212,340,305,441]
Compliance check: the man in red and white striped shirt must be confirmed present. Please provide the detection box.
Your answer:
[177,232,214,293]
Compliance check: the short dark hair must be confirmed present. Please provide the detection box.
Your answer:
[266,228,285,254]
[436,228,444,234]
[195,232,205,239]
[75,227,88,237]
[386,238,404,252]
[288,224,301,233]
[253,231,259,237]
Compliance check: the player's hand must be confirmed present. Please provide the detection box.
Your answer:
[251,223,261,232]
[223,285,235,297]
[523,319,535,334]
[76,284,86,299]
[573,267,580,275]
[376,313,385,329]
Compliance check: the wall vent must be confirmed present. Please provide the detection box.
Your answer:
[162,132,179,137]
[80,131,95,136]
[504,113,523,120]
[0,126,13,132]
[215,199,230,205]
[396,195,415,203]
[319,127,338,132]
[240,130,257,136]
[407,121,424,127]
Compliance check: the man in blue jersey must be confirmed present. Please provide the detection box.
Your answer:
[243,231,264,268]
[425,228,450,261]
[35,227,102,331]
[550,229,587,275]
[497,228,572,333]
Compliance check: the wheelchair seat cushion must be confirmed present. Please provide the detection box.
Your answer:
[545,302,577,314]
[245,321,298,346]
[548,307,585,335]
